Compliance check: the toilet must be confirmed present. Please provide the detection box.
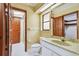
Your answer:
[31,43,41,55]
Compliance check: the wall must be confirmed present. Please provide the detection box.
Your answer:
[11,3,40,48]
[40,3,79,37]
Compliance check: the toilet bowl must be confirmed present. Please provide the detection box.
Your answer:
[31,43,41,55]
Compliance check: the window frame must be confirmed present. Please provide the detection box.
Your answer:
[42,12,51,31]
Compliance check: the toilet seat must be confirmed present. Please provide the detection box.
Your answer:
[31,43,41,55]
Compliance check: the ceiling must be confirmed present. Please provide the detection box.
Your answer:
[23,3,44,11]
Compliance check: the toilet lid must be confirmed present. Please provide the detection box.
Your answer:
[32,43,40,47]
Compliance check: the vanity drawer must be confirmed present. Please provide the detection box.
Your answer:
[41,40,51,47]
[41,45,59,56]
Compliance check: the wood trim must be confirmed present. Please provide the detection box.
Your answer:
[4,3,12,56]
[1,3,6,56]
[62,16,65,37]
[7,3,11,56]
[25,11,27,51]
[5,3,9,56]
[2,3,6,56]
[77,11,79,39]
[11,6,27,51]
[11,7,26,12]
[0,3,10,56]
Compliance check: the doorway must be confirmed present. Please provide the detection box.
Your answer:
[10,7,27,55]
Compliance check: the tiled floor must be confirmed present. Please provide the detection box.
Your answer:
[11,43,32,56]
[11,43,40,56]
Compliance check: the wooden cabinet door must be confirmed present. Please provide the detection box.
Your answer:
[53,16,64,36]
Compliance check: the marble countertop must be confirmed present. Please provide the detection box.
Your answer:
[41,37,79,55]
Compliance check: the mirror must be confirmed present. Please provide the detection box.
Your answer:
[50,3,79,41]
[64,12,77,40]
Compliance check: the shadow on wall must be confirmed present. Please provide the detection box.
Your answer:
[27,29,40,48]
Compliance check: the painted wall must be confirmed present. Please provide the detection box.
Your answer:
[11,3,40,48]
[40,3,79,37]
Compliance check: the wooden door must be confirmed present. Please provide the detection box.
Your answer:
[4,3,12,56]
[0,3,4,56]
[4,4,13,55]
[53,16,64,37]
[11,17,20,44]
[0,3,11,56]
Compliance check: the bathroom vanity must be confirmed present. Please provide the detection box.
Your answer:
[40,37,79,56]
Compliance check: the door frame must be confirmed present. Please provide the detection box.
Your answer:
[11,7,27,51]
[0,3,6,56]
[4,3,11,56]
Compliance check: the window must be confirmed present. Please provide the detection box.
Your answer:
[42,12,50,31]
